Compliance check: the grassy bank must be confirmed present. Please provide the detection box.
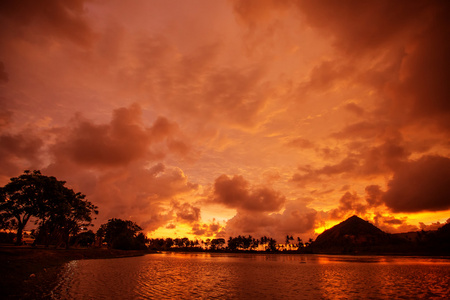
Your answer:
[0,245,150,299]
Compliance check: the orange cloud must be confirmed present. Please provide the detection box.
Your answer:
[212,174,285,212]
[52,104,186,168]
[329,191,366,220]
[224,201,317,241]
[191,221,224,237]
[172,201,201,224]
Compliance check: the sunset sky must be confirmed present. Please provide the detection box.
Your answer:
[1,0,449,241]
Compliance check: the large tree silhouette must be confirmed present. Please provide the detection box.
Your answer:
[38,187,98,248]
[97,218,145,250]
[0,170,97,246]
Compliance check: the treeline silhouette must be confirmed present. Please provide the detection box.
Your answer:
[146,235,314,252]
[1,170,312,252]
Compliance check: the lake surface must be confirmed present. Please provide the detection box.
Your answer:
[51,253,450,299]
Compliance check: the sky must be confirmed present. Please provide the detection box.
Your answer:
[1,0,449,242]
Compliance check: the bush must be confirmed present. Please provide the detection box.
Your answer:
[0,232,15,244]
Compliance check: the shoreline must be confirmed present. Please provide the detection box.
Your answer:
[0,246,151,299]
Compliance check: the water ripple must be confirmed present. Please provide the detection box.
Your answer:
[51,253,450,299]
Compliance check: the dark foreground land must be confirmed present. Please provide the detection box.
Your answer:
[0,246,149,299]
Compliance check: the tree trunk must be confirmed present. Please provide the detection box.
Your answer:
[64,229,70,249]
[15,221,24,246]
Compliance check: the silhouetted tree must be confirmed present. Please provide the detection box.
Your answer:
[0,170,97,246]
[251,237,259,250]
[226,235,271,251]
[72,230,96,247]
[227,236,239,251]
[260,236,268,250]
[304,238,314,247]
[136,232,149,248]
[165,238,174,249]
[0,215,16,233]
[210,238,226,250]
[285,235,294,250]
[148,238,165,250]
[0,170,52,245]
[174,238,182,248]
[39,188,98,248]
[98,218,145,250]
[182,237,190,248]
[267,238,277,251]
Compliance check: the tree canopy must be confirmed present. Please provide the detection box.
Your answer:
[97,218,146,250]
[0,170,97,246]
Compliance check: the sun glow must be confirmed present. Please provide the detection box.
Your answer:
[314,220,341,235]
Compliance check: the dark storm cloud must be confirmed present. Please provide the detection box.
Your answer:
[382,155,450,212]
[212,174,285,212]
[292,138,410,186]
[295,0,427,54]
[387,3,450,130]
[233,0,450,134]
[0,0,94,46]
[297,0,450,131]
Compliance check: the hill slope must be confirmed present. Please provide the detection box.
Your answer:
[310,215,393,254]
[308,215,450,255]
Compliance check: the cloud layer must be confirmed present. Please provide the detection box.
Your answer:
[383,156,450,213]
[0,0,449,239]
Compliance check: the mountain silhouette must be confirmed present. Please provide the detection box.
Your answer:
[308,215,450,255]
[310,215,393,254]
[437,222,450,238]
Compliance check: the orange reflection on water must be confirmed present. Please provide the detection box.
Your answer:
[52,253,450,299]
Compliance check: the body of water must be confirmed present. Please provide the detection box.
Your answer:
[51,253,450,299]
